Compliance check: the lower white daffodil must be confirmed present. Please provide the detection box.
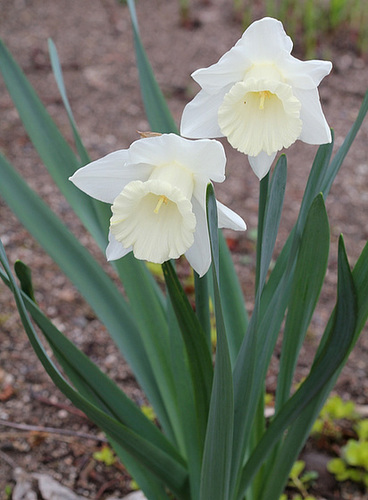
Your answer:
[70,133,246,277]
[180,17,332,180]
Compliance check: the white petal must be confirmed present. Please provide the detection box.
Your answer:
[129,134,179,167]
[110,180,196,264]
[248,151,277,180]
[134,133,227,184]
[185,195,211,277]
[191,19,292,93]
[279,56,332,90]
[217,201,246,231]
[192,45,251,94]
[177,138,226,183]
[180,88,229,139]
[106,231,132,261]
[218,79,302,156]
[69,150,152,203]
[294,87,332,144]
[237,17,293,61]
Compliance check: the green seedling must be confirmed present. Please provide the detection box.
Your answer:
[4,485,12,500]
[93,445,116,466]
[312,394,357,439]
[286,460,318,499]
[328,419,368,490]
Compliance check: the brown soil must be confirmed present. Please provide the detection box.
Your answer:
[1,1,368,499]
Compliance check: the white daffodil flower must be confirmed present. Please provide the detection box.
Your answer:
[180,17,332,179]
[70,133,246,276]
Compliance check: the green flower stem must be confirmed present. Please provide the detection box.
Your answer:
[255,172,270,294]
[194,271,211,350]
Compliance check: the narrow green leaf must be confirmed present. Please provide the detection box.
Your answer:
[0,152,170,427]
[50,40,177,439]
[259,239,368,500]
[263,88,368,315]
[229,157,287,490]
[0,39,180,440]
[109,440,172,500]
[276,194,330,409]
[235,236,357,500]
[162,261,213,446]
[259,155,287,289]
[8,279,179,460]
[255,171,270,292]
[47,38,115,249]
[194,271,211,349]
[0,39,106,248]
[48,38,180,440]
[14,260,36,303]
[167,301,202,500]
[48,38,90,165]
[200,184,233,500]
[0,241,190,500]
[126,0,178,133]
[218,232,248,365]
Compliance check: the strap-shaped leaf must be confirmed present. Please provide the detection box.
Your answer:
[258,155,287,289]
[167,301,202,500]
[276,194,330,409]
[259,238,368,500]
[0,34,195,444]
[0,39,106,248]
[0,152,170,425]
[5,265,180,459]
[263,89,368,315]
[194,271,211,349]
[46,38,180,438]
[48,39,90,165]
[234,235,357,500]
[199,184,234,500]
[0,241,190,500]
[14,260,36,303]
[229,156,287,486]
[126,0,178,133]
[218,232,248,365]
[162,261,213,447]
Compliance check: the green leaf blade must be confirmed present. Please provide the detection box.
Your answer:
[236,236,357,500]
[276,194,330,409]
[199,184,234,500]
[126,0,178,133]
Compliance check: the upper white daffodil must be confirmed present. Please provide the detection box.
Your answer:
[180,17,332,179]
[70,133,246,277]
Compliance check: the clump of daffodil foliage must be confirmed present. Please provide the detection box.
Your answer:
[328,420,368,489]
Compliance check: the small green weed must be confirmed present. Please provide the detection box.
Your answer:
[328,419,368,490]
[93,445,116,466]
[311,394,357,439]
[280,460,318,499]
